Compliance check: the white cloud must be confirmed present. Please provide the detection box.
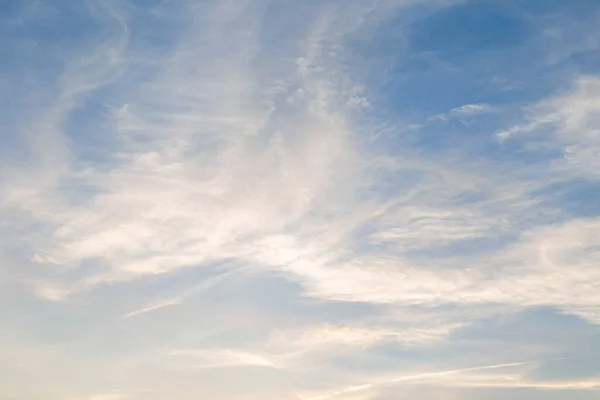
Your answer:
[168,349,280,369]
[497,76,600,177]
[302,359,600,400]
[2,1,600,399]
[122,298,181,319]
[281,218,600,319]
[543,76,600,176]
[301,361,538,400]
[430,103,494,122]
[269,323,462,349]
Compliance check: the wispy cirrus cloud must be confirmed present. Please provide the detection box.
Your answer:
[2,1,600,399]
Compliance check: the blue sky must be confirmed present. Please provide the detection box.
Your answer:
[1,1,600,399]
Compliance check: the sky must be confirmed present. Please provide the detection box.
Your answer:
[1,0,600,399]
